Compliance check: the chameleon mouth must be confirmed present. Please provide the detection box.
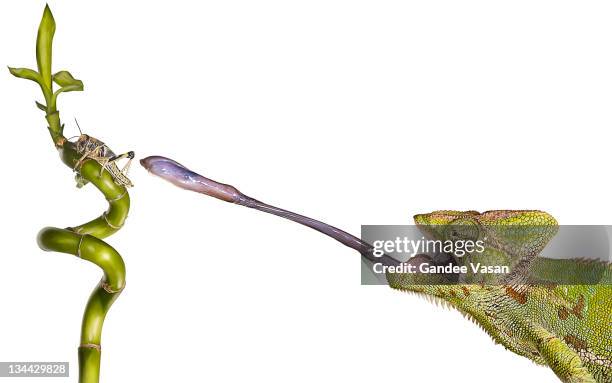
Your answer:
[402,251,461,283]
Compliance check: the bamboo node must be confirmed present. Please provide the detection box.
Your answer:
[76,234,84,258]
[102,212,123,229]
[101,281,125,294]
[107,189,128,203]
[54,136,66,148]
[80,343,101,351]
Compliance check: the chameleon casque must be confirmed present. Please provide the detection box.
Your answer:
[139,157,612,383]
[387,210,611,383]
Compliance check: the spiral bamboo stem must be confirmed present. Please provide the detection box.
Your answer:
[10,6,129,383]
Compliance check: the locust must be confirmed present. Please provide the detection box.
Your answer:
[71,128,135,188]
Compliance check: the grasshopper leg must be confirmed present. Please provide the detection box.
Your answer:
[97,157,109,178]
[74,144,103,171]
[109,151,135,177]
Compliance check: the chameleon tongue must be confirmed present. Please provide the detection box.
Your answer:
[140,155,400,267]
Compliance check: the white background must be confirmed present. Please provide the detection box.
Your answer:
[1,1,611,382]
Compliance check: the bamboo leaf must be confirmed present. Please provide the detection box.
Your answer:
[8,67,42,83]
[55,84,84,94]
[35,101,47,111]
[36,5,56,90]
[53,70,83,88]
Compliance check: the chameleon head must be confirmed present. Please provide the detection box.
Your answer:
[413,210,558,255]
[387,210,559,298]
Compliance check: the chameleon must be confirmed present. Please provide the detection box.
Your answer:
[387,210,612,383]
[139,157,612,383]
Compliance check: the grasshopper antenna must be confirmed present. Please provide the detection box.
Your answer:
[65,118,83,141]
[74,118,83,135]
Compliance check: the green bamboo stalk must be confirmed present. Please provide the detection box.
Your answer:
[10,6,128,383]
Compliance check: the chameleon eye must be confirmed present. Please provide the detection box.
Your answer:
[444,218,480,242]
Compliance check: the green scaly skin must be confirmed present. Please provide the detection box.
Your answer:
[387,210,611,383]
[10,6,129,383]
